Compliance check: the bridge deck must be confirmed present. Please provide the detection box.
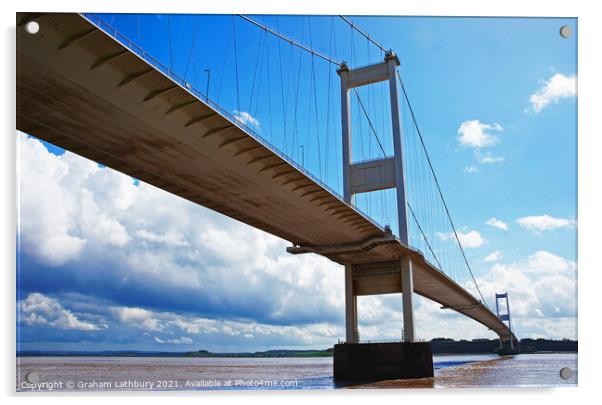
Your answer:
[16,13,513,340]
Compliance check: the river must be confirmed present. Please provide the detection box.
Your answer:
[16,352,577,391]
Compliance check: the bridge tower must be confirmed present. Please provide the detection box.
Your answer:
[337,52,414,343]
[333,52,433,382]
[495,292,517,352]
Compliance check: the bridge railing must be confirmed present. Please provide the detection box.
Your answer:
[82,13,388,236]
[82,14,489,311]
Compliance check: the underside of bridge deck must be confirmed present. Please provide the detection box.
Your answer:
[16,12,515,344]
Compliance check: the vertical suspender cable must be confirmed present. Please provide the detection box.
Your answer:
[247,28,265,118]
[265,29,274,142]
[397,70,487,307]
[232,16,241,113]
[308,18,322,179]
[275,17,288,154]
[183,16,200,81]
[167,15,173,71]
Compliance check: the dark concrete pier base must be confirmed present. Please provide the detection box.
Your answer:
[333,342,434,383]
[495,339,520,355]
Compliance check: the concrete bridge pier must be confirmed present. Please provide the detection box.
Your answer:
[334,256,434,383]
[496,335,520,355]
[333,341,433,383]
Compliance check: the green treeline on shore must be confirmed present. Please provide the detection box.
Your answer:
[182,349,334,358]
[17,338,576,357]
[430,337,577,354]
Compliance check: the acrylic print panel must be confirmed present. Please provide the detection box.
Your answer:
[16,12,577,391]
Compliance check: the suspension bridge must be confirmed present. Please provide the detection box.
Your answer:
[17,12,517,381]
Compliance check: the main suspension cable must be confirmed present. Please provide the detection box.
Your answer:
[339,15,388,53]
[407,202,444,271]
[353,89,387,158]
[397,70,487,307]
[238,15,344,66]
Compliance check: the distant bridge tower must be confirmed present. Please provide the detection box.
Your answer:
[495,292,514,350]
[337,51,415,343]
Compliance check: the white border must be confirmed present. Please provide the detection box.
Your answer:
[3,1,600,404]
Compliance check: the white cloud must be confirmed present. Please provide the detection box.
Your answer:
[135,229,189,247]
[17,134,133,266]
[525,73,576,114]
[18,132,347,329]
[356,294,501,342]
[110,304,344,347]
[474,251,576,339]
[516,317,577,340]
[485,217,508,231]
[516,214,576,233]
[457,231,485,248]
[112,307,165,332]
[437,230,485,249]
[18,293,105,331]
[475,151,504,164]
[457,120,502,148]
[233,110,260,128]
[154,336,193,345]
[17,134,578,345]
[524,250,576,274]
[484,251,502,262]
[17,136,87,266]
[104,251,576,343]
[78,189,130,247]
[463,165,479,174]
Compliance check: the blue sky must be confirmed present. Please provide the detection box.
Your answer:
[17,14,577,352]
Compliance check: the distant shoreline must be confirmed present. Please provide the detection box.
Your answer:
[17,338,577,358]
[17,349,333,358]
[16,351,578,358]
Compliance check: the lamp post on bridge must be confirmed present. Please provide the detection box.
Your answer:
[204,69,211,102]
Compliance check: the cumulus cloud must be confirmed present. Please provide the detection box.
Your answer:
[78,189,130,247]
[457,120,502,148]
[486,217,508,231]
[475,251,576,339]
[457,231,485,248]
[437,230,485,248]
[114,305,344,343]
[112,296,497,344]
[154,336,193,345]
[112,307,166,332]
[17,135,132,266]
[525,73,576,114]
[18,293,105,331]
[484,251,502,262]
[17,133,344,331]
[109,302,346,348]
[233,110,260,129]
[475,151,504,164]
[463,165,479,174]
[135,229,189,247]
[355,294,498,342]
[516,317,577,340]
[16,133,577,347]
[516,214,576,233]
